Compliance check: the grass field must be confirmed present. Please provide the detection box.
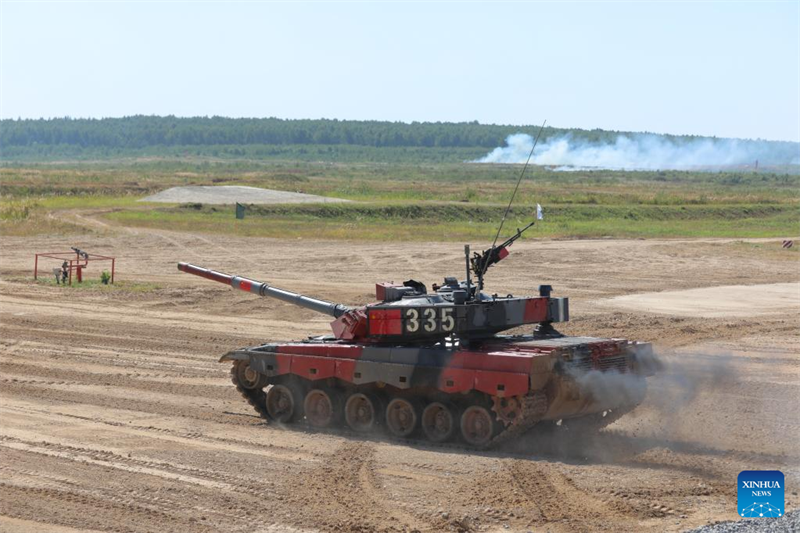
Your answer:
[103,203,798,241]
[1,158,798,240]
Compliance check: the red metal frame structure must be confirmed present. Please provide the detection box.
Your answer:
[34,250,115,285]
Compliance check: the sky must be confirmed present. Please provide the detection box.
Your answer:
[1,1,798,142]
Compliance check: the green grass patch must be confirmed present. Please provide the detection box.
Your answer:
[3,163,799,206]
[0,199,38,221]
[33,277,162,292]
[35,195,160,209]
[104,202,800,241]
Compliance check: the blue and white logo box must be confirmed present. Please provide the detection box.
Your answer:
[738,470,784,518]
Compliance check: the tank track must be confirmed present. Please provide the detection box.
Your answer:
[230,365,549,450]
[230,366,269,419]
[486,391,548,449]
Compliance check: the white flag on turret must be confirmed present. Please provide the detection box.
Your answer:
[536,203,543,220]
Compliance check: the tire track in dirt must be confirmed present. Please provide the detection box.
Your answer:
[0,516,108,533]
[1,363,228,399]
[0,437,238,491]
[0,482,217,533]
[2,356,223,386]
[0,433,306,503]
[0,332,235,373]
[0,294,290,337]
[279,441,436,533]
[0,379,253,431]
[454,458,708,532]
[0,445,233,533]
[0,444,256,533]
[1,399,320,463]
[0,421,314,532]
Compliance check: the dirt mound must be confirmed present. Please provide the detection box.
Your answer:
[141,185,350,205]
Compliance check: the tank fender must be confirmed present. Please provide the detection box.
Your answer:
[219,351,249,363]
[218,351,291,380]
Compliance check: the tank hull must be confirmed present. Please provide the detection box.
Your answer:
[222,335,656,448]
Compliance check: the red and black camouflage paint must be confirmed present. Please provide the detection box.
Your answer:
[221,335,652,421]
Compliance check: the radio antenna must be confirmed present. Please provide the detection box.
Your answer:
[480,119,547,278]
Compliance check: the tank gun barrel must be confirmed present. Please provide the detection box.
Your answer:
[177,262,350,318]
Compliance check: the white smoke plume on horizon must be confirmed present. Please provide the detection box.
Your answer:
[475,133,800,171]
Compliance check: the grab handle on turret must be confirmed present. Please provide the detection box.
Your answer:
[177,262,350,318]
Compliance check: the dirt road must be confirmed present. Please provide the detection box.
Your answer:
[1,228,798,533]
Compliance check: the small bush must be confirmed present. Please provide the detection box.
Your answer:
[0,199,38,221]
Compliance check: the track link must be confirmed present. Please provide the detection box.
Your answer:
[230,365,270,421]
[231,364,551,450]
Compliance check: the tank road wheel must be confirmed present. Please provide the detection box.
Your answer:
[234,360,265,390]
[460,405,498,447]
[344,393,381,432]
[304,388,340,428]
[266,383,302,423]
[385,398,418,438]
[421,402,456,443]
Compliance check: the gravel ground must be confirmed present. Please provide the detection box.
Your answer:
[141,185,350,204]
[684,509,799,533]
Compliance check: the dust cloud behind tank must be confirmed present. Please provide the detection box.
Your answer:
[177,224,658,448]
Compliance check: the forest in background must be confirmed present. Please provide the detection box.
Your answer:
[2,116,798,164]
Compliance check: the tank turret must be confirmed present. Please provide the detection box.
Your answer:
[178,254,568,343]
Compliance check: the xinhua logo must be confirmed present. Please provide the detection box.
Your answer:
[738,470,784,518]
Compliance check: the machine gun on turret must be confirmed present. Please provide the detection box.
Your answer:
[469,220,536,291]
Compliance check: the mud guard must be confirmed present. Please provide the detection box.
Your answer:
[219,351,249,363]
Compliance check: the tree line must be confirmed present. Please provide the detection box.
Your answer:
[0,115,737,150]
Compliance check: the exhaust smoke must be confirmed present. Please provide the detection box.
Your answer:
[512,348,744,460]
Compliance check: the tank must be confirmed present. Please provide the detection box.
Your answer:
[178,232,658,448]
